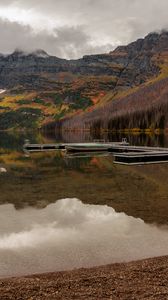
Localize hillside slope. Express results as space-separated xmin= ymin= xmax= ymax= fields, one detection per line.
xmin=55 ymin=77 xmax=168 ymax=132
xmin=1 ymin=31 xmax=168 ymax=129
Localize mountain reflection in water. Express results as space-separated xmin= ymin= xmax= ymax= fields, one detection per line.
xmin=0 ymin=198 xmax=168 ymax=277
xmin=0 ymin=132 xmax=168 ymax=224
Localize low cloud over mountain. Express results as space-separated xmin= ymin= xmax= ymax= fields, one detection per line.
xmin=0 ymin=0 xmax=168 ymax=58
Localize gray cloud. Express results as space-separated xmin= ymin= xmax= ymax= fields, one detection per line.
xmin=0 ymin=19 xmax=113 ymax=58
xmin=0 ymin=0 xmax=168 ymax=58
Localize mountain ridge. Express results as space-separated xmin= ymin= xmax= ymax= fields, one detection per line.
xmin=0 ymin=31 xmax=168 ymax=130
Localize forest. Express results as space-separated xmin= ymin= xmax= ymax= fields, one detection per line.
xmin=45 ymin=77 xmax=168 ymax=133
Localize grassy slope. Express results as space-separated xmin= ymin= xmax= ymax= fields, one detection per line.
xmin=0 ymin=74 xmax=119 ymax=130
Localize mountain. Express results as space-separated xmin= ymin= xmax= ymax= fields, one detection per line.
xmin=0 ymin=31 xmax=168 ymax=130
xmin=0 ymin=33 xmax=162 ymax=89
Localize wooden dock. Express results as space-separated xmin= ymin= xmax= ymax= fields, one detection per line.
xmin=23 ymin=140 xmax=168 ymax=165
xmin=23 ymin=140 xmax=129 ymax=153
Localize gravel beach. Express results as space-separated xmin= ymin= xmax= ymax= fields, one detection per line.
xmin=0 ymin=256 xmax=168 ymax=299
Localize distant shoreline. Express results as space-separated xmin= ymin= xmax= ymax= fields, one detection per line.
xmin=0 ymin=255 xmax=168 ymax=299
xmin=0 ymin=127 xmax=168 ymax=134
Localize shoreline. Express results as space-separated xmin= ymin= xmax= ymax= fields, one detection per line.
xmin=0 ymin=255 xmax=168 ymax=299
xmin=0 ymin=127 xmax=167 ymax=134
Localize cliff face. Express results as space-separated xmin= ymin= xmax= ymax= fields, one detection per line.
xmin=1 ymin=31 xmax=168 ymax=129
xmin=0 ymin=32 xmax=163 ymax=90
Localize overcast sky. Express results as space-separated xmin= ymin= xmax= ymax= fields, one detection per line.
xmin=0 ymin=0 xmax=168 ymax=58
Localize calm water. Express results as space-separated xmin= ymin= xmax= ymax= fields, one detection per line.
xmin=1 ymin=131 xmax=168 ymax=277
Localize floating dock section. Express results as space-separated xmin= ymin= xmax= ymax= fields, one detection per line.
xmin=113 ymin=151 xmax=168 ymax=165
xmin=23 ymin=143 xmax=64 ymax=152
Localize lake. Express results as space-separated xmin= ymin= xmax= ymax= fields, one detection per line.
xmin=0 ymin=131 xmax=168 ymax=277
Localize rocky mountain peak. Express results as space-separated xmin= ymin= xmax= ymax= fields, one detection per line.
xmin=11 ymin=49 xmax=26 ymax=57
xmin=31 ymin=49 xmax=49 ymax=58
xmin=111 ymin=31 xmax=168 ymax=56
xmin=10 ymin=49 xmax=49 ymax=58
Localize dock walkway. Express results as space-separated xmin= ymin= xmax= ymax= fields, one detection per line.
xmin=23 ymin=140 xmax=168 ymax=165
